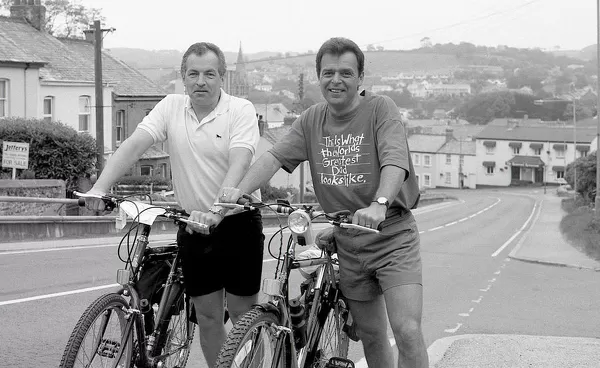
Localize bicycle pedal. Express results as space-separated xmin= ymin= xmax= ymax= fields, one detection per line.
xmin=325 ymin=357 xmax=355 ymax=368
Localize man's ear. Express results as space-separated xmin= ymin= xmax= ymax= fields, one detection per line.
xmin=358 ymin=72 xmax=364 ymax=90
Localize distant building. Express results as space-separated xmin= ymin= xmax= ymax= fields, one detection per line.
xmin=223 ymin=43 xmax=249 ymax=98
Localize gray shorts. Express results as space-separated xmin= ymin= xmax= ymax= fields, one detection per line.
xmin=334 ymin=212 xmax=422 ymax=301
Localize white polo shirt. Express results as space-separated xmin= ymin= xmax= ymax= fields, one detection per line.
xmin=137 ymin=90 xmax=259 ymax=213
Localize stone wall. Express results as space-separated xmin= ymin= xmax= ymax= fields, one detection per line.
xmin=0 ymin=179 xmax=66 ymax=215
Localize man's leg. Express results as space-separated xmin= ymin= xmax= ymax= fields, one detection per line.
xmin=191 ymin=290 xmax=226 ymax=367
xmin=226 ymin=292 xmax=259 ymax=323
xmin=347 ymin=295 xmax=395 ymax=368
xmin=384 ymin=284 xmax=428 ymax=368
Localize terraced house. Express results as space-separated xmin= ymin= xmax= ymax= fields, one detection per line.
xmin=475 ymin=118 xmax=597 ymax=187
xmin=0 ymin=0 xmax=168 ymax=177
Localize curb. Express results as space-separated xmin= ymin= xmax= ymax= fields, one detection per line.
xmin=508 ymin=254 xmax=600 ymax=271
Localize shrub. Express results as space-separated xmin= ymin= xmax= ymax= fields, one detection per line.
xmin=115 ymin=175 xmax=172 ymax=187
xmin=0 ymin=117 xmax=96 ymax=190
xmin=260 ymin=183 xmax=298 ymax=202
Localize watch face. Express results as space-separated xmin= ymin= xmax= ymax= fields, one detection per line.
xmin=377 ymin=197 xmax=388 ymax=205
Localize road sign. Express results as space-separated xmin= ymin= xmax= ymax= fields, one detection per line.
xmin=2 ymin=141 xmax=30 ymax=170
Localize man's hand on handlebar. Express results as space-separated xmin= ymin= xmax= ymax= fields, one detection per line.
xmin=187 ymin=210 xmax=222 ymax=235
xmin=81 ymin=188 xmax=110 ymax=212
xmin=219 ymin=187 xmax=246 ymax=205
xmin=353 ymin=202 xmax=386 ymax=231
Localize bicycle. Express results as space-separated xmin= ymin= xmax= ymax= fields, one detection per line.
xmin=214 ymin=198 xmax=379 ymax=368
xmin=59 ymin=191 xmax=216 ymax=368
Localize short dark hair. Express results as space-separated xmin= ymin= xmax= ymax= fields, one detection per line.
xmin=180 ymin=42 xmax=227 ymax=79
xmin=315 ymin=37 xmax=364 ymax=77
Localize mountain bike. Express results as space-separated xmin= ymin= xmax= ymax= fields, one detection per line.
xmin=59 ymin=192 xmax=215 ymax=368
xmin=214 ymin=198 xmax=379 ymax=368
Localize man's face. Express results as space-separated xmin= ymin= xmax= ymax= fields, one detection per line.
xmin=183 ymin=51 xmax=223 ymax=110
xmin=318 ymin=51 xmax=363 ymax=112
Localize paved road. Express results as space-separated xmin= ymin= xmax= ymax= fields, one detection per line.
xmin=1 ymin=188 xmax=598 ymax=367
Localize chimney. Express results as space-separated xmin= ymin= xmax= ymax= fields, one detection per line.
xmin=445 ymin=128 xmax=454 ymax=142
xmin=10 ymin=0 xmax=46 ymax=31
xmin=83 ymin=28 xmax=95 ymax=42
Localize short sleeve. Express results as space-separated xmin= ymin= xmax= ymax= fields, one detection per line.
xmin=136 ymin=95 xmax=171 ymax=143
xmin=229 ymin=102 xmax=259 ymax=154
xmin=374 ymin=96 xmax=411 ymax=173
xmin=269 ymin=114 xmax=308 ymax=173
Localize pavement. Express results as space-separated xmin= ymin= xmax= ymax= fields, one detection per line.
xmin=1 ymin=193 xmax=599 ymax=366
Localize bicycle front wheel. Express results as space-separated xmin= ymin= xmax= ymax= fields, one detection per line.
xmin=59 ymin=293 xmax=135 ymax=368
xmin=215 ymin=307 xmax=288 ymax=368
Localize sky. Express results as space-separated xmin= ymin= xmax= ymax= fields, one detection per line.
xmin=76 ymin=0 xmax=597 ymax=54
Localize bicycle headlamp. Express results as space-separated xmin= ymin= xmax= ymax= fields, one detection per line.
xmin=288 ymin=210 xmax=313 ymax=246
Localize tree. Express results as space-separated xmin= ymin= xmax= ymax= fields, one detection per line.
xmin=420 ymin=37 xmax=432 ymax=48
xmin=367 ymin=44 xmax=376 ymax=52
xmin=376 ymin=45 xmax=384 ymax=52
xmin=455 ymin=91 xmax=515 ymax=124
xmin=0 ymin=0 xmax=105 ymax=38
xmin=565 ymin=152 xmax=597 ymax=201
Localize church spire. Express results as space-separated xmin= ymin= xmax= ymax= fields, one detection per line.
xmin=236 ymin=42 xmax=246 ymax=73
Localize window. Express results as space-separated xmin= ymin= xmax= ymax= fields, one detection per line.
xmin=487 ymin=166 xmax=494 ymax=174
xmin=43 ymin=96 xmax=53 ymax=122
xmin=459 ymin=155 xmax=464 ymax=166
xmin=160 ymin=163 xmax=168 ymax=178
xmin=556 ymin=149 xmax=565 ymax=158
xmin=0 ymin=79 xmax=7 ymax=117
xmin=446 ymin=154 xmax=451 ymax=165
xmin=581 ymin=151 xmax=588 ymax=157
xmin=534 ymin=148 xmax=541 ymax=155
xmin=78 ymin=96 xmax=91 ymax=131
xmin=116 ymin=110 xmax=125 ymax=145
xmin=415 ymin=174 xmax=420 ymax=187
xmin=414 ymin=154 xmax=420 ymax=166
xmin=445 ymin=172 xmax=451 ymax=184
xmin=486 ymin=146 xmax=495 ymax=154
xmin=556 ymin=170 xmax=565 ymax=179
xmin=140 ymin=165 xmax=153 ymax=176
xmin=424 ymin=174 xmax=431 ymax=187
xmin=424 ymin=155 xmax=431 ymax=167
xmin=513 ymin=146 xmax=520 ymax=154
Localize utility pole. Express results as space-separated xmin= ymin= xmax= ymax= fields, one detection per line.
xmin=596 ymin=0 xmax=600 ymax=218
xmin=573 ymin=101 xmax=577 ymax=199
xmin=92 ymin=20 xmax=115 ymax=175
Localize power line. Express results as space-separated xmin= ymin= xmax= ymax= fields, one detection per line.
xmin=363 ymin=0 xmax=542 ymax=47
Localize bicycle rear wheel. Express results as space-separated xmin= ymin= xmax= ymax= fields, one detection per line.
xmin=302 ymin=291 xmax=349 ymax=368
xmin=59 ymin=293 xmax=135 ymax=368
xmin=215 ymin=307 xmax=288 ymax=368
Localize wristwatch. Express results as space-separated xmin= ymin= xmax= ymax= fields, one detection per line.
xmin=373 ymin=196 xmax=389 ymax=209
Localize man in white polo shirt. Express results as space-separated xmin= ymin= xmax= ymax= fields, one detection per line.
xmin=83 ymin=42 xmax=263 ymax=367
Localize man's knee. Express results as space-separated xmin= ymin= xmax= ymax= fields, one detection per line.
xmin=193 ymin=304 xmax=224 ymax=326
xmin=390 ymin=317 xmax=422 ymax=344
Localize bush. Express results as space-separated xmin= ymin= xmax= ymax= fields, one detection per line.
xmin=115 ymin=175 xmax=172 ymax=187
xmin=260 ymin=183 xmax=298 ymax=202
xmin=0 ymin=117 xmax=96 ymax=190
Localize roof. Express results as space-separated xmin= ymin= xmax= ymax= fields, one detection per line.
xmin=140 ymin=145 xmax=169 ymax=160
xmin=421 ymin=125 xmax=485 ymax=140
xmin=506 ymin=155 xmax=545 ymax=168
xmin=438 ymin=140 xmax=476 ymax=155
xmin=0 ymin=16 xmax=166 ymax=97
xmin=476 ymin=119 xmax=596 ymax=144
xmin=254 ymin=103 xmax=290 ymax=123
xmin=408 ymin=134 xmax=448 ymax=153
xmin=262 ymin=125 xmax=292 ymax=146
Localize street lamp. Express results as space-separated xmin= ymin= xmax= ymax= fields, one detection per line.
xmin=534 ymin=99 xmax=577 ymax=197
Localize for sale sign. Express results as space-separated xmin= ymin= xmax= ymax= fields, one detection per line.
xmin=2 ymin=141 xmax=30 ymax=169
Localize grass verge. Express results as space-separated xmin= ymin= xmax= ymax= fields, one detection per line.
xmin=560 ymin=198 xmax=600 ymax=262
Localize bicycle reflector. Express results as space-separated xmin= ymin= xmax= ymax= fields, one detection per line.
xmin=288 ymin=210 xmax=313 ymax=246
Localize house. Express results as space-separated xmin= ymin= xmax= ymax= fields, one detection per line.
xmin=254 ymin=103 xmax=290 ymax=128
xmin=0 ymin=0 xmax=168 ymax=177
xmin=407 ymin=134 xmax=449 ymax=189
xmin=427 ymin=84 xmax=471 ymax=97
xmin=437 ymin=138 xmax=477 ymax=189
xmin=475 ymin=118 xmax=597 ymax=186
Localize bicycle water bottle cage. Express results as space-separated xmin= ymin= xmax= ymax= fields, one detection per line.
xmin=325 ymin=357 xmax=355 ymax=368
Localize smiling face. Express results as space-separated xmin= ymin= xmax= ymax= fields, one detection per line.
xmin=182 ymin=51 xmax=223 ymax=112
xmin=318 ymin=51 xmax=364 ymax=115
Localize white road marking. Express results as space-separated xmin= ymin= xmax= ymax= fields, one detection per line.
xmin=480 ymin=285 xmax=491 ymax=292
xmin=444 ymin=323 xmax=463 ymax=333
xmin=472 ymin=296 xmax=483 ymax=303
xmin=491 ymin=201 xmax=539 ymax=257
xmin=423 ymin=197 xmax=500 ymax=233
xmin=0 ymin=284 xmax=119 ymax=306
xmin=458 ymin=312 xmax=470 ymax=317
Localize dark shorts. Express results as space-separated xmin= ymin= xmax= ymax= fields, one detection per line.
xmin=177 ymin=210 xmax=264 ymax=297
xmin=334 ymin=211 xmax=422 ymax=301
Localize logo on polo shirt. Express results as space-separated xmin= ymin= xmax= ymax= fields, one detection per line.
xmin=216 ymin=134 xmax=222 ymax=138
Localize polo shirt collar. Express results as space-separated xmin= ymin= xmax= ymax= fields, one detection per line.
xmin=185 ymin=88 xmax=231 ymax=122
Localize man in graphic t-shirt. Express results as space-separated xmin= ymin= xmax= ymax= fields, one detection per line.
xmin=222 ymin=37 xmax=427 ymax=368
